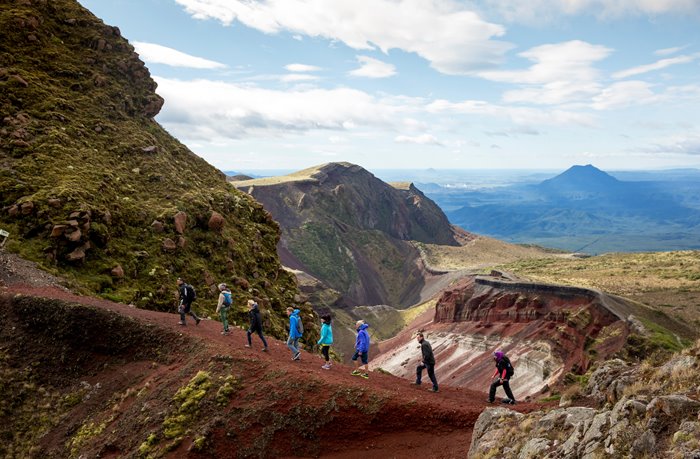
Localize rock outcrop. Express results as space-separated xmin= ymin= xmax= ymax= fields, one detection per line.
xmin=468 ymin=341 xmax=700 ymax=458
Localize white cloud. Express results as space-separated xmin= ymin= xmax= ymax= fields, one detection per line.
xmin=285 ymin=63 xmax=322 ymax=72
xmin=395 ymin=134 xmax=443 ymax=146
xmin=132 ymin=42 xmax=226 ymax=69
xmin=654 ymin=45 xmax=687 ymax=56
xmin=280 ymin=74 xmax=320 ymax=82
xmin=591 ymin=81 xmax=659 ymax=110
xmin=482 ymin=0 xmax=700 ymax=23
xmin=174 ymin=0 xmax=512 ymax=74
xmin=479 ymin=40 xmax=612 ymax=105
xmin=349 ymin=56 xmax=397 ymax=78
xmin=638 ymin=132 xmax=700 ymax=155
xmin=154 ymin=77 xmax=409 ymax=140
xmin=426 ymin=98 xmax=596 ymax=126
xmin=613 ymin=54 xmax=697 ymax=79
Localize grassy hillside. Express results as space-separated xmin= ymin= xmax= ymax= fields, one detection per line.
xmin=501 ymin=251 xmax=700 ymax=329
xmin=0 ymin=0 xmax=314 ymax=339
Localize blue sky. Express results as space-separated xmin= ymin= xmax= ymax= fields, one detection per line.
xmin=78 ymin=0 xmax=700 ymax=172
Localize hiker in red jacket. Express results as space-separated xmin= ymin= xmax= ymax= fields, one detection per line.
xmin=487 ymin=350 xmax=516 ymax=405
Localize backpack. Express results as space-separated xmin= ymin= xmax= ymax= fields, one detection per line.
xmin=296 ymin=316 xmax=304 ymax=335
xmin=222 ymin=291 xmax=232 ymax=307
xmin=184 ymin=284 xmax=196 ymax=303
xmin=503 ymin=356 xmax=515 ymax=378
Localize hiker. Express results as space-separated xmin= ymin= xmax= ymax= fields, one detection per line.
xmin=177 ymin=277 xmax=201 ymax=326
xmin=215 ymin=283 xmax=232 ymax=335
xmin=414 ymin=332 xmax=438 ymax=392
xmin=245 ymin=299 xmax=269 ymax=351
xmin=488 ymin=350 xmax=516 ymax=405
xmin=317 ymin=314 xmax=333 ymax=369
xmin=351 ymin=320 xmax=370 ymax=379
xmin=286 ymin=307 xmax=303 ymax=361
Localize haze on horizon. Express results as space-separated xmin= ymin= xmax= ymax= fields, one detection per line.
xmin=80 ymin=0 xmax=700 ymax=172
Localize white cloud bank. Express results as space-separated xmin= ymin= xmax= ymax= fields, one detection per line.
xmin=395 ymin=134 xmax=443 ymax=146
xmin=285 ymin=63 xmax=322 ymax=72
xmin=483 ymin=0 xmax=700 ymax=23
xmin=349 ymin=56 xmax=396 ymax=78
xmin=613 ymin=54 xmax=698 ymax=79
xmin=174 ymin=0 xmax=512 ymax=74
xmin=132 ymin=42 xmax=226 ymax=69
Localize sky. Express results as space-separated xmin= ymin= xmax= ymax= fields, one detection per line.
xmin=77 ymin=0 xmax=700 ymax=172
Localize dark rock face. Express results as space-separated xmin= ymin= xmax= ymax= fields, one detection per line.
xmin=234 ymin=162 xmax=464 ymax=307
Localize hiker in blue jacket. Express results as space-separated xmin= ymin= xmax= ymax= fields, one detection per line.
xmin=351 ymin=320 xmax=370 ymax=379
xmin=317 ymin=314 xmax=333 ymax=370
xmin=287 ymin=307 xmax=303 ymax=361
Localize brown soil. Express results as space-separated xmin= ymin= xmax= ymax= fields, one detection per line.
xmin=0 ymin=250 xmax=544 ymax=458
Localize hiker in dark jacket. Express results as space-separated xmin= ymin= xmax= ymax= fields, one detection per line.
xmin=245 ymin=299 xmax=268 ymax=351
xmin=176 ymin=277 xmax=200 ymax=326
xmin=488 ymin=350 xmax=516 ymax=404
xmin=414 ymin=332 xmax=438 ymax=392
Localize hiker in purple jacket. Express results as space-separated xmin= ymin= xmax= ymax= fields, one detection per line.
xmin=351 ymin=320 xmax=370 ymax=379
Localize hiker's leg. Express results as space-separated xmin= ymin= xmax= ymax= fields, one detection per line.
xmin=257 ymin=330 xmax=268 ymax=348
xmin=416 ymin=363 xmax=425 ymax=384
xmin=286 ymin=336 xmax=297 ymax=354
xmin=361 ymin=352 xmax=369 ymax=372
xmin=247 ymin=330 xmax=253 ymax=345
xmin=221 ymin=309 xmax=228 ymax=331
xmin=322 ymin=345 xmax=330 ymax=362
xmin=427 ymin=364 xmax=438 ymax=390
xmin=488 ymin=379 xmax=500 ymax=401
xmin=503 ymin=379 xmax=515 ymax=401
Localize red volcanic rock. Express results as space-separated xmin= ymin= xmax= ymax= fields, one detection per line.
xmin=208 ymin=211 xmax=225 ymax=232
xmin=162 ymin=238 xmax=177 ymax=252
xmin=151 ymin=220 xmax=164 ymax=233
xmin=111 ymin=265 xmax=125 ymax=279
xmin=173 ymin=211 xmax=187 ymax=234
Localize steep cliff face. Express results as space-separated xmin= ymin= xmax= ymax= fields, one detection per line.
xmin=0 ymin=0 xmax=312 ymax=339
xmin=234 ymin=162 xmax=466 ymax=307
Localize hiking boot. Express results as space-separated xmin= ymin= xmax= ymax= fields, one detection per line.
xmin=195 ymin=318 xmax=201 ymax=325
xmin=411 ymin=381 xmax=421 ymax=386
xmin=221 ymin=331 xmax=229 ymax=335
xmin=501 ymin=398 xmax=516 ymax=405
xmin=360 ymin=373 xmax=369 ymax=379
xmin=293 ymin=352 xmax=301 ymax=361
xmin=486 ymin=399 xmax=495 ymax=403
xmin=262 ymin=347 xmax=268 ymax=352
xmin=351 ymin=370 xmax=362 ymax=376
xmin=430 ymin=387 xmax=439 ymax=393
xmin=244 ymin=344 xmax=251 ymax=348
xmin=321 ymin=363 xmax=331 ymax=370
xmin=178 ymin=321 xmax=186 ymax=326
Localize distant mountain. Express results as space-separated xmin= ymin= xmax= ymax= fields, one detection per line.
xmin=233 ymin=162 xmax=468 ymax=307
xmin=441 ymin=165 xmax=700 ymax=253
xmin=539 ymin=164 xmax=622 ymax=195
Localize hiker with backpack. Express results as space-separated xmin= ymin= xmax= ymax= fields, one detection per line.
xmin=177 ymin=277 xmax=201 ymax=326
xmin=317 ymin=314 xmax=333 ymax=370
xmin=413 ymin=332 xmax=438 ymax=392
xmin=351 ymin=320 xmax=370 ymax=379
xmin=246 ymin=299 xmax=269 ymax=351
xmin=286 ymin=307 xmax=303 ymax=361
xmin=215 ymin=283 xmax=232 ymax=335
xmin=487 ymin=350 xmax=516 ymax=405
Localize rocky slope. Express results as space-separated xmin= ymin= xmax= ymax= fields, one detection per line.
xmin=371 ymin=272 xmax=695 ymax=400
xmin=0 ymin=0 xmax=312 ymax=339
xmin=233 ymin=162 xmax=469 ymax=308
xmin=468 ymin=343 xmax=700 ymax=458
